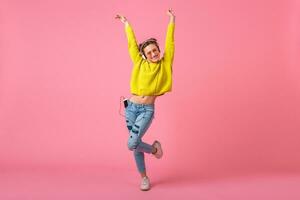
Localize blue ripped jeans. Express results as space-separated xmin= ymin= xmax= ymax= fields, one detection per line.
xmin=125 ymin=100 xmax=155 ymax=173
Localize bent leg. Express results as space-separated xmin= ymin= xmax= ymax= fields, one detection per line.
xmin=125 ymin=104 xmax=155 ymax=174
xmin=127 ymin=108 xmax=154 ymax=153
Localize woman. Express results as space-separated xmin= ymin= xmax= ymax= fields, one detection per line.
xmin=116 ymin=9 xmax=175 ymax=191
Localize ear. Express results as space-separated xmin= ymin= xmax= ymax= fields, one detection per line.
xmin=142 ymin=54 xmax=146 ymax=59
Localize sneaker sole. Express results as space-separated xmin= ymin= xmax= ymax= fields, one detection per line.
xmin=154 ymin=140 xmax=163 ymax=159
xmin=141 ymin=187 xmax=151 ymax=191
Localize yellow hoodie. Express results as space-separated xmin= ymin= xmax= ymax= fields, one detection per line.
xmin=125 ymin=22 xmax=175 ymax=96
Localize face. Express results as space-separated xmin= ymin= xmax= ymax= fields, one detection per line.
xmin=143 ymin=44 xmax=160 ymax=63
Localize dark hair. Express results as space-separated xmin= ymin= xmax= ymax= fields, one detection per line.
xmin=138 ymin=38 xmax=160 ymax=58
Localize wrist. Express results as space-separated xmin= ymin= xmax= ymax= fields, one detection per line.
xmin=170 ymin=16 xmax=175 ymax=23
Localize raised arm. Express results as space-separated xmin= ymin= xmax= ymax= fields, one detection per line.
xmin=164 ymin=9 xmax=176 ymax=63
xmin=115 ymin=14 xmax=141 ymax=63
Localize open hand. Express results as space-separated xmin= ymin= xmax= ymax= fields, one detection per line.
xmin=167 ymin=9 xmax=175 ymax=18
xmin=115 ymin=14 xmax=127 ymax=24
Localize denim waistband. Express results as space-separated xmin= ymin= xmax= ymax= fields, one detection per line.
xmin=128 ymin=100 xmax=154 ymax=108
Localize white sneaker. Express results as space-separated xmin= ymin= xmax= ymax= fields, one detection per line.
xmin=153 ymin=140 xmax=163 ymax=159
xmin=140 ymin=176 xmax=151 ymax=191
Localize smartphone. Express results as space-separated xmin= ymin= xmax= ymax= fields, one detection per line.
xmin=123 ymin=99 xmax=128 ymax=108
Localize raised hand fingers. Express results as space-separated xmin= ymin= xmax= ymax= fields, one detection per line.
xmin=167 ymin=9 xmax=175 ymax=17
xmin=115 ymin=14 xmax=123 ymax=20
xmin=115 ymin=14 xmax=128 ymax=24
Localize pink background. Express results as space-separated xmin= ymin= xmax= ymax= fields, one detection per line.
xmin=1 ymin=0 xmax=300 ymax=179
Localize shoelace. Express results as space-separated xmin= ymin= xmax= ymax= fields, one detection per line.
xmin=142 ymin=177 xmax=149 ymax=185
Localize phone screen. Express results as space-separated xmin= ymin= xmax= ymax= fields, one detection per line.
xmin=123 ymin=99 xmax=128 ymax=108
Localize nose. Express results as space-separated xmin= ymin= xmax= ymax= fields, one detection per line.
xmin=151 ymin=51 xmax=157 ymax=57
